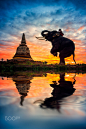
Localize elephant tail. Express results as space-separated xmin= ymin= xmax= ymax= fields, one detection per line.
xmin=73 ymin=52 xmax=76 ymax=64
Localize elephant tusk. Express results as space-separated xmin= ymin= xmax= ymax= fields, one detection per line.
xmin=35 ymin=36 xmax=45 ymax=40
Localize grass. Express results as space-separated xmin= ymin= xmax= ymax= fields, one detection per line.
xmin=0 ymin=61 xmax=86 ymax=74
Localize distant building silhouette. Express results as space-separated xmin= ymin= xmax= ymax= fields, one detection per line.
xmin=13 ymin=33 xmax=33 ymax=61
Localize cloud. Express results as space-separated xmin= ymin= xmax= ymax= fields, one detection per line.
xmin=0 ymin=0 xmax=86 ymax=63
xmin=78 ymin=25 xmax=85 ymax=31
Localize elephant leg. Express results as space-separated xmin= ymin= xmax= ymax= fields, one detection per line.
xmin=59 ymin=56 xmax=65 ymax=65
xmin=59 ymin=51 xmax=66 ymax=65
xmin=50 ymin=47 xmax=58 ymax=57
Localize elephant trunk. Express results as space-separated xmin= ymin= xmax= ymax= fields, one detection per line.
xmin=41 ymin=30 xmax=50 ymax=37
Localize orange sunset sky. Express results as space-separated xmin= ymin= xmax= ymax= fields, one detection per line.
xmin=0 ymin=0 xmax=86 ymax=64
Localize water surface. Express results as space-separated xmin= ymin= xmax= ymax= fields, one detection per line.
xmin=0 ymin=72 xmax=86 ymax=129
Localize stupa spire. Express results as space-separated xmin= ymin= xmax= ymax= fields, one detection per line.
xmin=21 ymin=33 xmax=26 ymax=44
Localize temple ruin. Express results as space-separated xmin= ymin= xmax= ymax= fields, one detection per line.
xmin=13 ymin=33 xmax=33 ymax=61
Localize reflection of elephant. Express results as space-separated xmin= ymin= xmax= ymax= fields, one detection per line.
xmin=40 ymin=73 xmax=76 ymax=112
xmin=41 ymin=30 xmax=76 ymax=64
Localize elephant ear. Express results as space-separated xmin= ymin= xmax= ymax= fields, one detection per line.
xmin=41 ymin=30 xmax=50 ymax=37
xmin=53 ymin=32 xmax=60 ymax=37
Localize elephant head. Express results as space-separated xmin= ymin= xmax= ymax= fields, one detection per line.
xmin=41 ymin=30 xmax=60 ymax=41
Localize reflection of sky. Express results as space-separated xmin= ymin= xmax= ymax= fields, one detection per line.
xmin=0 ymin=73 xmax=86 ymax=114
xmin=0 ymin=0 xmax=86 ymax=63
xmin=0 ymin=73 xmax=86 ymax=129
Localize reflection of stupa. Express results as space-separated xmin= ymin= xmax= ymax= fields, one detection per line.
xmin=15 ymin=80 xmax=31 ymax=94
xmin=13 ymin=76 xmax=32 ymax=106
xmin=13 ymin=33 xmax=33 ymax=60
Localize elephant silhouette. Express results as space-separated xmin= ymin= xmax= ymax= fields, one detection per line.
xmin=41 ymin=30 xmax=76 ymax=65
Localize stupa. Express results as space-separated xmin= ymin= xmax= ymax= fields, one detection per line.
xmin=13 ymin=33 xmax=33 ymax=60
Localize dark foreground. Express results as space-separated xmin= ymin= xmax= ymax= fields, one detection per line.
xmin=0 ymin=61 xmax=86 ymax=74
